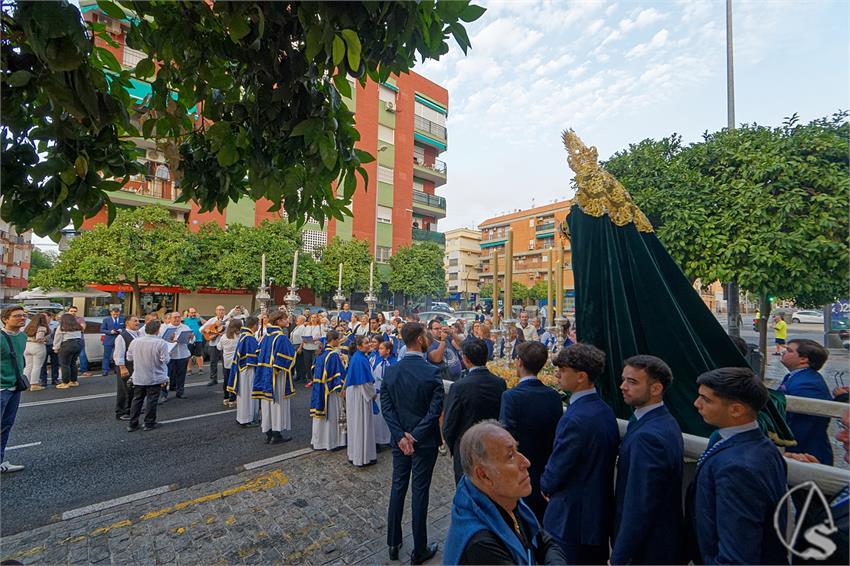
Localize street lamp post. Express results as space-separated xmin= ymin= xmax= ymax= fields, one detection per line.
xmin=725 ymin=0 xmax=741 ymax=337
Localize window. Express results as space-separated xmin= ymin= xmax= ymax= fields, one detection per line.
xmin=529 ymin=239 xmax=535 ymax=250
xmin=379 ymin=85 xmax=396 ymax=104
xmin=414 ymin=102 xmax=447 ymax=126
xmin=529 ymin=219 xmax=535 ymax=227
xmin=376 ymin=246 xmax=392 ymax=263
xmin=377 ymin=205 xmax=393 ymax=224
xmin=378 ymin=165 xmax=393 ymax=184
xmin=301 ymin=230 xmax=327 ymax=258
xmin=413 ymin=179 xmax=424 ymax=193
xmin=413 ymin=145 xmax=425 ymax=165
xmin=378 ymin=124 xmax=394 ymax=145
xmin=122 ymin=47 xmax=146 ymax=68
xmin=449 ymin=259 xmax=458 ymax=267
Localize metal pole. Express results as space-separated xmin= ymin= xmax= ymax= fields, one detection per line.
xmin=725 ymin=0 xmax=741 ymax=337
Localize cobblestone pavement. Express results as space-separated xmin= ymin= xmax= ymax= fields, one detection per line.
xmin=0 ymin=449 xmax=455 ymax=565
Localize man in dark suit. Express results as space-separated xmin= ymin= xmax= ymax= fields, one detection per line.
xmin=100 ymin=307 xmax=125 ymax=377
xmin=540 ymin=343 xmax=619 ymax=564
xmin=500 ymin=341 xmax=563 ymax=521
xmin=611 ymin=355 xmax=684 ymax=565
xmin=380 ymin=322 xmax=444 ymax=565
xmin=689 ymin=367 xmax=789 ymax=564
xmin=780 ymin=339 xmax=834 ymax=465
xmin=443 ymin=337 xmax=506 ymax=483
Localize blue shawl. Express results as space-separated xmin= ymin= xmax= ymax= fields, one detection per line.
xmin=345 ymin=350 xmax=378 ymax=414
xmin=225 ymin=328 xmax=258 ymax=395
xmin=251 ymin=325 xmax=296 ymax=402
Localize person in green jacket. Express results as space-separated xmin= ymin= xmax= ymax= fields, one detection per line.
xmin=1 ymin=305 xmax=28 ymax=473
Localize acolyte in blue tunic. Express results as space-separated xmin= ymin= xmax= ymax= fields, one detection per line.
xmin=252 ymin=325 xmax=296 ymax=402
xmin=226 ymin=328 xmax=259 ymax=395
xmin=345 ymin=350 xmax=379 ymax=414
xmin=310 ymin=348 xmax=347 ymax=418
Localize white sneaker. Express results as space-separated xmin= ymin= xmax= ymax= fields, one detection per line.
xmin=0 ymin=461 xmax=25 ymax=473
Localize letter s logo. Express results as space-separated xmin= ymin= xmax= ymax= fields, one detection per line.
xmin=799 ymin=522 xmax=837 ymax=561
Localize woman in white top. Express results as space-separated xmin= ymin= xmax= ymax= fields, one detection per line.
xmin=375 ymin=312 xmax=393 ymax=335
xmin=24 ymin=313 xmax=50 ymax=391
xmin=299 ymin=313 xmax=323 ymax=385
xmin=217 ymin=319 xmax=242 ymax=406
xmin=54 ymin=313 xmax=84 ymax=388
xmin=351 ymin=314 xmax=370 ymax=337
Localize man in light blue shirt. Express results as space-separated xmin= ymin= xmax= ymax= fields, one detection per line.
xmin=127 ymin=320 xmax=170 ymax=431
xmin=158 ymin=312 xmax=195 ymax=401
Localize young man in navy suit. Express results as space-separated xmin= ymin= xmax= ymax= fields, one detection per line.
xmin=540 ymin=343 xmax=619 ymax=564
xmin=500 ymin=341 xmax=564 ymax=522
xmin=380 ymin=322 xmax=444 ymax=565
xmin=611 ymin=355 xmax=684 ymax=565
xmin=780 ymin=339 xmax=834 ymax=465
xmin=689 ymin=367 xmax=788 ymax=564
xmin=101 ymin=307 xmax=125 ymax=376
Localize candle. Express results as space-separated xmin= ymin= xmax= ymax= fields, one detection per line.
xmin=261 ymin=254 xmax=266 ymax=288
xmin=338 ymin=263 xmax=343 ymax=289
xmin=290 ymin=250 xmax=298 ymax=287
xmin=369 ymin=261 xmax=374 ymax=291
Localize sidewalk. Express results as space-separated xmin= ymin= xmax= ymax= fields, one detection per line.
xmin=0 ymin=449 xmax=455 ymax=565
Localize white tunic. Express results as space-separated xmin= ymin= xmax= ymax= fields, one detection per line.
xmin=235 ymin=366 xmax=258 ymax=425
xmin=311 ymin=394 xmax=346 ymax=450
xmin=371 ymin=360 xmax=392 ymax=445
xmin=345 ymin=383 xmax=377 ymax=466
xmin=260 ymin=375 xmax=291 ymax=433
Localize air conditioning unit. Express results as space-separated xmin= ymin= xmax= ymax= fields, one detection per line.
xmin=385 ymin=101 xmax=396 ymax=113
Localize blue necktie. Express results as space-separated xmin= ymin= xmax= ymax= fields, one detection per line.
xmin=697 ymin=431 xmax=724 ymax=467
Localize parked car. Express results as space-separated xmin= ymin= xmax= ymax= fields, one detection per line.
xmin=430 ymin=302 xmax=455 ymax=314
xmin=791 ymin=310 xmax=824 ymax=324
xmin=82 ymin=317 xmax=105 ymax=363
xmin=452 ymin=311 xmax=481 ymax=324
xmin=418 ymin=311 xmax=456 ymax=326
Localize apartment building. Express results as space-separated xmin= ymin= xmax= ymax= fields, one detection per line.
xmin=478 ymin=200 xmax=576 ymax=311
xmin=79 ymin=2 xmax=449 ymax=264
xmin=444 ymin=228 xmax=481 ymax=303
xmin=0 ymin=219 xmax=33 ymax=301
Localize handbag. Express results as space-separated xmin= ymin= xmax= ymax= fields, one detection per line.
xmin=2 ymin=331 xmax=30 ymax=392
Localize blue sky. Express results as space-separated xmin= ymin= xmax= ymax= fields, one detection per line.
xmin=425 ymin=0 xmax=849 ymax=231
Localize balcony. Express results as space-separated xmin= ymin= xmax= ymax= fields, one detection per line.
xmin=413 ymin=156 xmax=447 ymax=187
xmin=110 ymin=177 xmax=192 ymax=213
xmin=414 ymin=115 xmax=447 ymax=151
xmin=412 ymin=190 xmax=446 ymax=219
xmin=412 ymin=227 xmax=445 ymax=245
xmin=536 ymin=221 xmax=556 ymax=232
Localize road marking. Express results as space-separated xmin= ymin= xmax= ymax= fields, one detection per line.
xmin=240 ymin=447 xmax=315 ymax=471
xmin=21 ymin=382 xmax=208 ymax=408
xmin=160 ymin=409 xmax=235 ymax=424
xmin=60 ymin=484 xmax=175 ymax=520
xmin=5 ymin=441 xmax=41 ymax=451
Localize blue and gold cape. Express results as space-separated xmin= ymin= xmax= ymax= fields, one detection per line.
xmin=225 ymin=328 xmax=259 ymax=395
xmin=309 ymin=347 xmax=347 ymax=418
xmin=252 ymin=325 xmax=296 ymax=402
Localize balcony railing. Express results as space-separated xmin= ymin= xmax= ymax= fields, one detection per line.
xmin=412 ymin=190 xmax=446 ymax=210
xmin=122 ymin=176 xmax=177 ymax=200
xmin=414 ymin=115 xmax=447 ymax=140
xmin=412 ymin=227 xmax=446 ymax=245
xmin=413 ymin=156 xmax=447 ymax=175
xmin=536 ymin=221 xmax=556 ymax=232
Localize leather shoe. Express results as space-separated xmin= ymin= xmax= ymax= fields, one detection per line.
xmin=388 ymin=543 xmax=402 ymax=561
xmin=206 ymin=380 xmax=218 ymax=386
xmin=142 ymin=423 xmax=160 ymax=431
xmin=127 ymin=425 xmax=139 ymax=432
xmin=176 ymin=394 xmax=188 ymax=399
xmin=118 ymin=414 xmax=130 ymax=421
xmin=410 ymin=543 xmax=438 ymax=565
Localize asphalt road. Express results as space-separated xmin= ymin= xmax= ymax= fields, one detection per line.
xmin=1 ymin=369 xmax=315 ymax=536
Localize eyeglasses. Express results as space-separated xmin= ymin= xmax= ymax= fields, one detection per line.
xmin=837 ymin=419 xmax=849 ymax=433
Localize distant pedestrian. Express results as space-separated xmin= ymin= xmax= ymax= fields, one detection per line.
xmin=252 ymin=311 xmax=296 ymax=444
xmin=370 ymin=340 xmax=396 ymax=447
xmin=541 ymin=343 xmax=619 ymax=563
xmin=226 ymin=317 xmax=260 ymax=427
xmin=611 ymin=355 xmax=684 ymax=565
xmin=126 ymin=320 xmax=170 ymax=432
xmin=289 ymin=315 xmax=307 ymax=383
xmin=1 ymin=305 xmax=28 ymax=473
xmin=772 ymin=314 xmax=787 ymax=355
xmin=54 ymin=314 xmax=84 ymax=389
xmin=100 ymin=307 xmax=125 ymax=376
xmin=217 ymin=318 xmax=243 ymax=406
xmin=23 ymin=313 xmax=50 ymax=391
xmin=66 ymin=306 xmax=91 ymax=376
xmin=39 ymin=312 xmax=60 ymax=387
xmin=345 ymin=336 xmax=378 ymax=467
xmin=200 ymin=305 xmax=240 ymax=388
xmin=113 ymin=316 xmax=141 ymax=421
xmin=300 ymin=314 xmax=323 ymax=384
xmin=183 ymin=307 xmax=206 ymax=375
xmin=517 ymin=311 xmax=537 ymax=342
xmin=442 ymin=338 xmax=506 ymax=483
xmin=501 ymin=341 xmax=564 ymax=522
xmin=381 ymin=322 xmax=444 ymax=564
xmin=338 ymin=303 xmax=353 ymax=324
xmin=443 ymin=421 xmax=567 ymax=565
xmin=427 ymin=319 xmax=464 ymax=381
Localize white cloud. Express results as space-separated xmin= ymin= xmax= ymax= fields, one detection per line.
xmin=535 ymin=52 xmax=576 ymax=75
xmin=626 ymin=29 xmax=669 ymax=58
